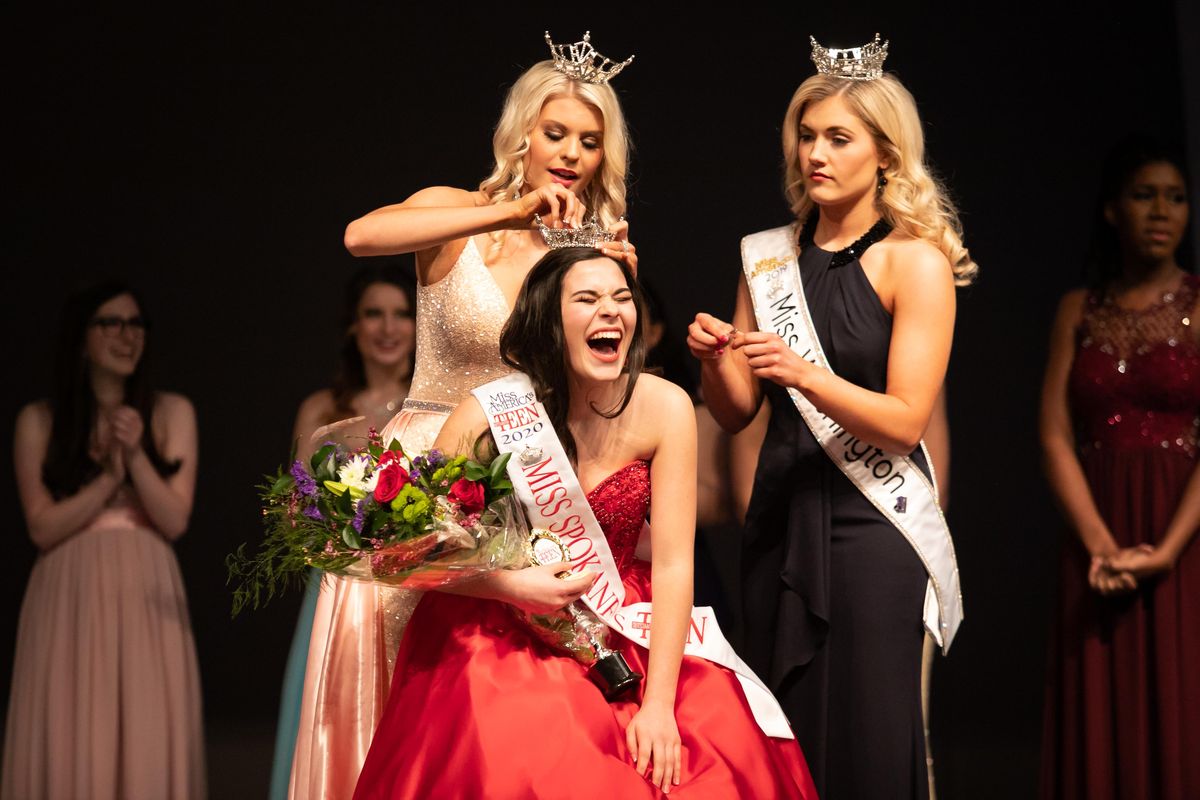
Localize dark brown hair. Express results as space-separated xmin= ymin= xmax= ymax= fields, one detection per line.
xmin=498 ymin=247 xmax=646 ymax=461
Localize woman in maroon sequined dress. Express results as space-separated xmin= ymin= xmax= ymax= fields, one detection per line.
xmin=1039 ymin=136 xmax=1200 ymax=799
xmin=353 ymin=248 xmax=815 ymax=799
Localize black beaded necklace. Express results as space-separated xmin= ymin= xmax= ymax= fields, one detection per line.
xmin=799 ymin=213 xmax=893 ymax=268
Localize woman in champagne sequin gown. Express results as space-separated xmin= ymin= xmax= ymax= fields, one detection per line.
xmin=288 ymin=44 xmax=639 ymax=799
xmin=1040 ymin=136 xmax=1199 ymax=800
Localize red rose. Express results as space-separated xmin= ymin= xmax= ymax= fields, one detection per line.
xmin=448 ymin=477 xmax=486 ymax=514
xmin=373 ymin=462 xmax=409 ymax=503
xmin=377 ymin=449 xmax=404 ymax=468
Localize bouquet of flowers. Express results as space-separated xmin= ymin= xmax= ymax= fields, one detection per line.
xmin=226 ymin=429 xmax=526 ymax=617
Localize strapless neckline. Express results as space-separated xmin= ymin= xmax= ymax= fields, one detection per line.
xmin=584 ymin=459 xmax=649 ymax=499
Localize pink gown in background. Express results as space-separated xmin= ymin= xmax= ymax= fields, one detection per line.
xmin=2 ymin=486 xmax=206 ymax=800
xmin=289 ymin=236 xmax=514 ymax=799
xmin=353 ymin=461 xmax=817 ymax=800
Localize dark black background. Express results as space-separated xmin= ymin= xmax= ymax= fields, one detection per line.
xmin=3 ymin=4 xmax=1196 ymax=798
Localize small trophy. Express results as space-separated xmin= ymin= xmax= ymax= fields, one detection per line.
xmin=526 ymin=529 xmax=642 ymax=700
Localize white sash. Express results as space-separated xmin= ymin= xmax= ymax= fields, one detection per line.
xmin=741 ymin=225 xmax=963 ymax=653
xmin=472 ymin=373 xmax=793 ymax=739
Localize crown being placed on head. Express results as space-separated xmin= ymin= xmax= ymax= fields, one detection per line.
xmin=809 ymin=33 xmax=889 ymax=81
xmin=535 ymin=214 xmax=616 ymax=249
xmin=544 ymin=31 xmax=634 ymax=85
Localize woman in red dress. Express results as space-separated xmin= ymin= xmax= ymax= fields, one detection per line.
xmin=353 ymin=247 xmax=816 ymax=799
xmin=1039 ymin=135 xmax=1199 ymax=799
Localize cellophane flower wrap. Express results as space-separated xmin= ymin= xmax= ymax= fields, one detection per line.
xmin=226 ymin=429 xmax=526 ymax=617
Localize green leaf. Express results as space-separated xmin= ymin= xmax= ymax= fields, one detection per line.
xmin=342 ymin=524 xmax=363 ymax=549
xmin=489 ymin=452 xmax=512 ymax=481
xmin=367 ymin=509 xmax=389 ymax=535
xmin=311 ymin=444 xmax=335 ymax=473
xmin=388 ymin=438 xmax=403 ymax=453
xmin=464 ymin=462 xmax=488 ymax=481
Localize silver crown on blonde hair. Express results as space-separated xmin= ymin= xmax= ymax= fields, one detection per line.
xmin=544 ymin=31 xmax=634 ymax=85
xmin=535 ymin=214 xmax=616 ymax=249
xmin=809 ymin=33 xmax=889 ymax=81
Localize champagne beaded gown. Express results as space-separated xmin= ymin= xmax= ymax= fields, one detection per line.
xmin=288 ymin=236 xmax=514 ymax=800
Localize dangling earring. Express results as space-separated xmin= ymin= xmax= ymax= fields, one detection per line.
xmin=876 ymin=167 xmax=888 ymax=194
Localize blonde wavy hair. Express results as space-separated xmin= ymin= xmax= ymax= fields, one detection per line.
xmin=478 ymin=61 xmax=629 ymax=257
xmin=781 ymin=74 xmax=977 ymax=285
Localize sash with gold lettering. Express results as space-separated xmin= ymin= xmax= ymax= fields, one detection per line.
xmin=741 ymin=225 xmax=963 ymax=652
xmin=472 ymin=373 xmax=793 ymax=738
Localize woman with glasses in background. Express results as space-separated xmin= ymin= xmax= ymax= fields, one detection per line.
xmin=3 ymin=281 xmax=205 ymax=800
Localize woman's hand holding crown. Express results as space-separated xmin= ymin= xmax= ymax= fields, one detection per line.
xmin=513 ymin=184 xmax=586 ymax=231
xmin=597 ymin=218 xmax=638 ymax=275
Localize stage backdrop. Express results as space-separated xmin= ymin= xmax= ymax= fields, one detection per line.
xmin=3 ymin=4 xmax=1193 ymax=798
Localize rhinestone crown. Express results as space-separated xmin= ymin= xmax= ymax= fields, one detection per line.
xmin=809 ymin=33 xmax=889 ymax=81
xmin=535 ymin=214 xmax=615 ymax=249
xmin=545 ymin=31 xmax=634 ymax=85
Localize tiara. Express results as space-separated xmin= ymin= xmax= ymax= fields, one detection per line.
xmin=809 ymin=33 xmax=889 ymax=81
xmin=535 ymin=214 xmax=616 ymax=249
xmin=544 ymin=31 xmax=634 ymax=85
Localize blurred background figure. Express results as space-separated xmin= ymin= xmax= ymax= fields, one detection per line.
xmin=3 ymin=281 xmax=205 ymax=799
xmin=640 ymin=278 xmax=735 ymax=620
xmin=269 ymin=262 xmax=416 ymax=800
xmin=1039 ymin=135 xmax=1199 ymax=799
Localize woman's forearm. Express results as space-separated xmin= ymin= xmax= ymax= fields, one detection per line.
xmin=1160 ymin=462 xmax=1200 ymax=562
xmin=27 ymin=472 xmax=121 ymax=550
xmin=643 ymin=560 xmax=691 ymax=710
xmin=344 ymin=201 xmax=523 ymax=257
xmin=794 ymin=366 xmax=932 ymax=454
xmin=700 ymin=356 xmax=760 ymax=433
xmin=126 ymin=451 xmax=191 ymax=540
xmin=1041 ymin=437 xmax=1116 ymax=555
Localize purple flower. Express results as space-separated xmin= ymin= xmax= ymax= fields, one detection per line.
xmin=428 ymin=448 xmax=444 ymax=465
xmin=303 ymin=505 xmax=324 ymax=521
xmin=409 ymin=469 xmax=422 ymax=482
xmin=352 ymin=498 xmax=369 ymax=534
xmin=291 ymin=460 xmax=318 ymax=498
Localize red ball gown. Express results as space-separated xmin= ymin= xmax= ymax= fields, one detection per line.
xmin=353 ymin=460 xmax=816 ymax=799
xmin=1041 ymin=275 xmax=1200 ymax=799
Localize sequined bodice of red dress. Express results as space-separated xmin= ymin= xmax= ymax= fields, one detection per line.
xmin=1068 ymin=274 xmax=1200 ymax=457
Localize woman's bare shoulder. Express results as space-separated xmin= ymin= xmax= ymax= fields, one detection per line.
xmin=15 ymin=400 xmax=52 ymax=436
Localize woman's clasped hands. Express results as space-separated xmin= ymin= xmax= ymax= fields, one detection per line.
xmin=515 ymin=184 xmax=637 ymax=273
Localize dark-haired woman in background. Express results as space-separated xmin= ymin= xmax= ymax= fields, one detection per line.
xmin=3 ymin=282 xmax=204 ymax=799
xmin=269 ymin=263 xmax=416 ymax=800
xmin=1040 ymin=136 xmax=1199 ymax=799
